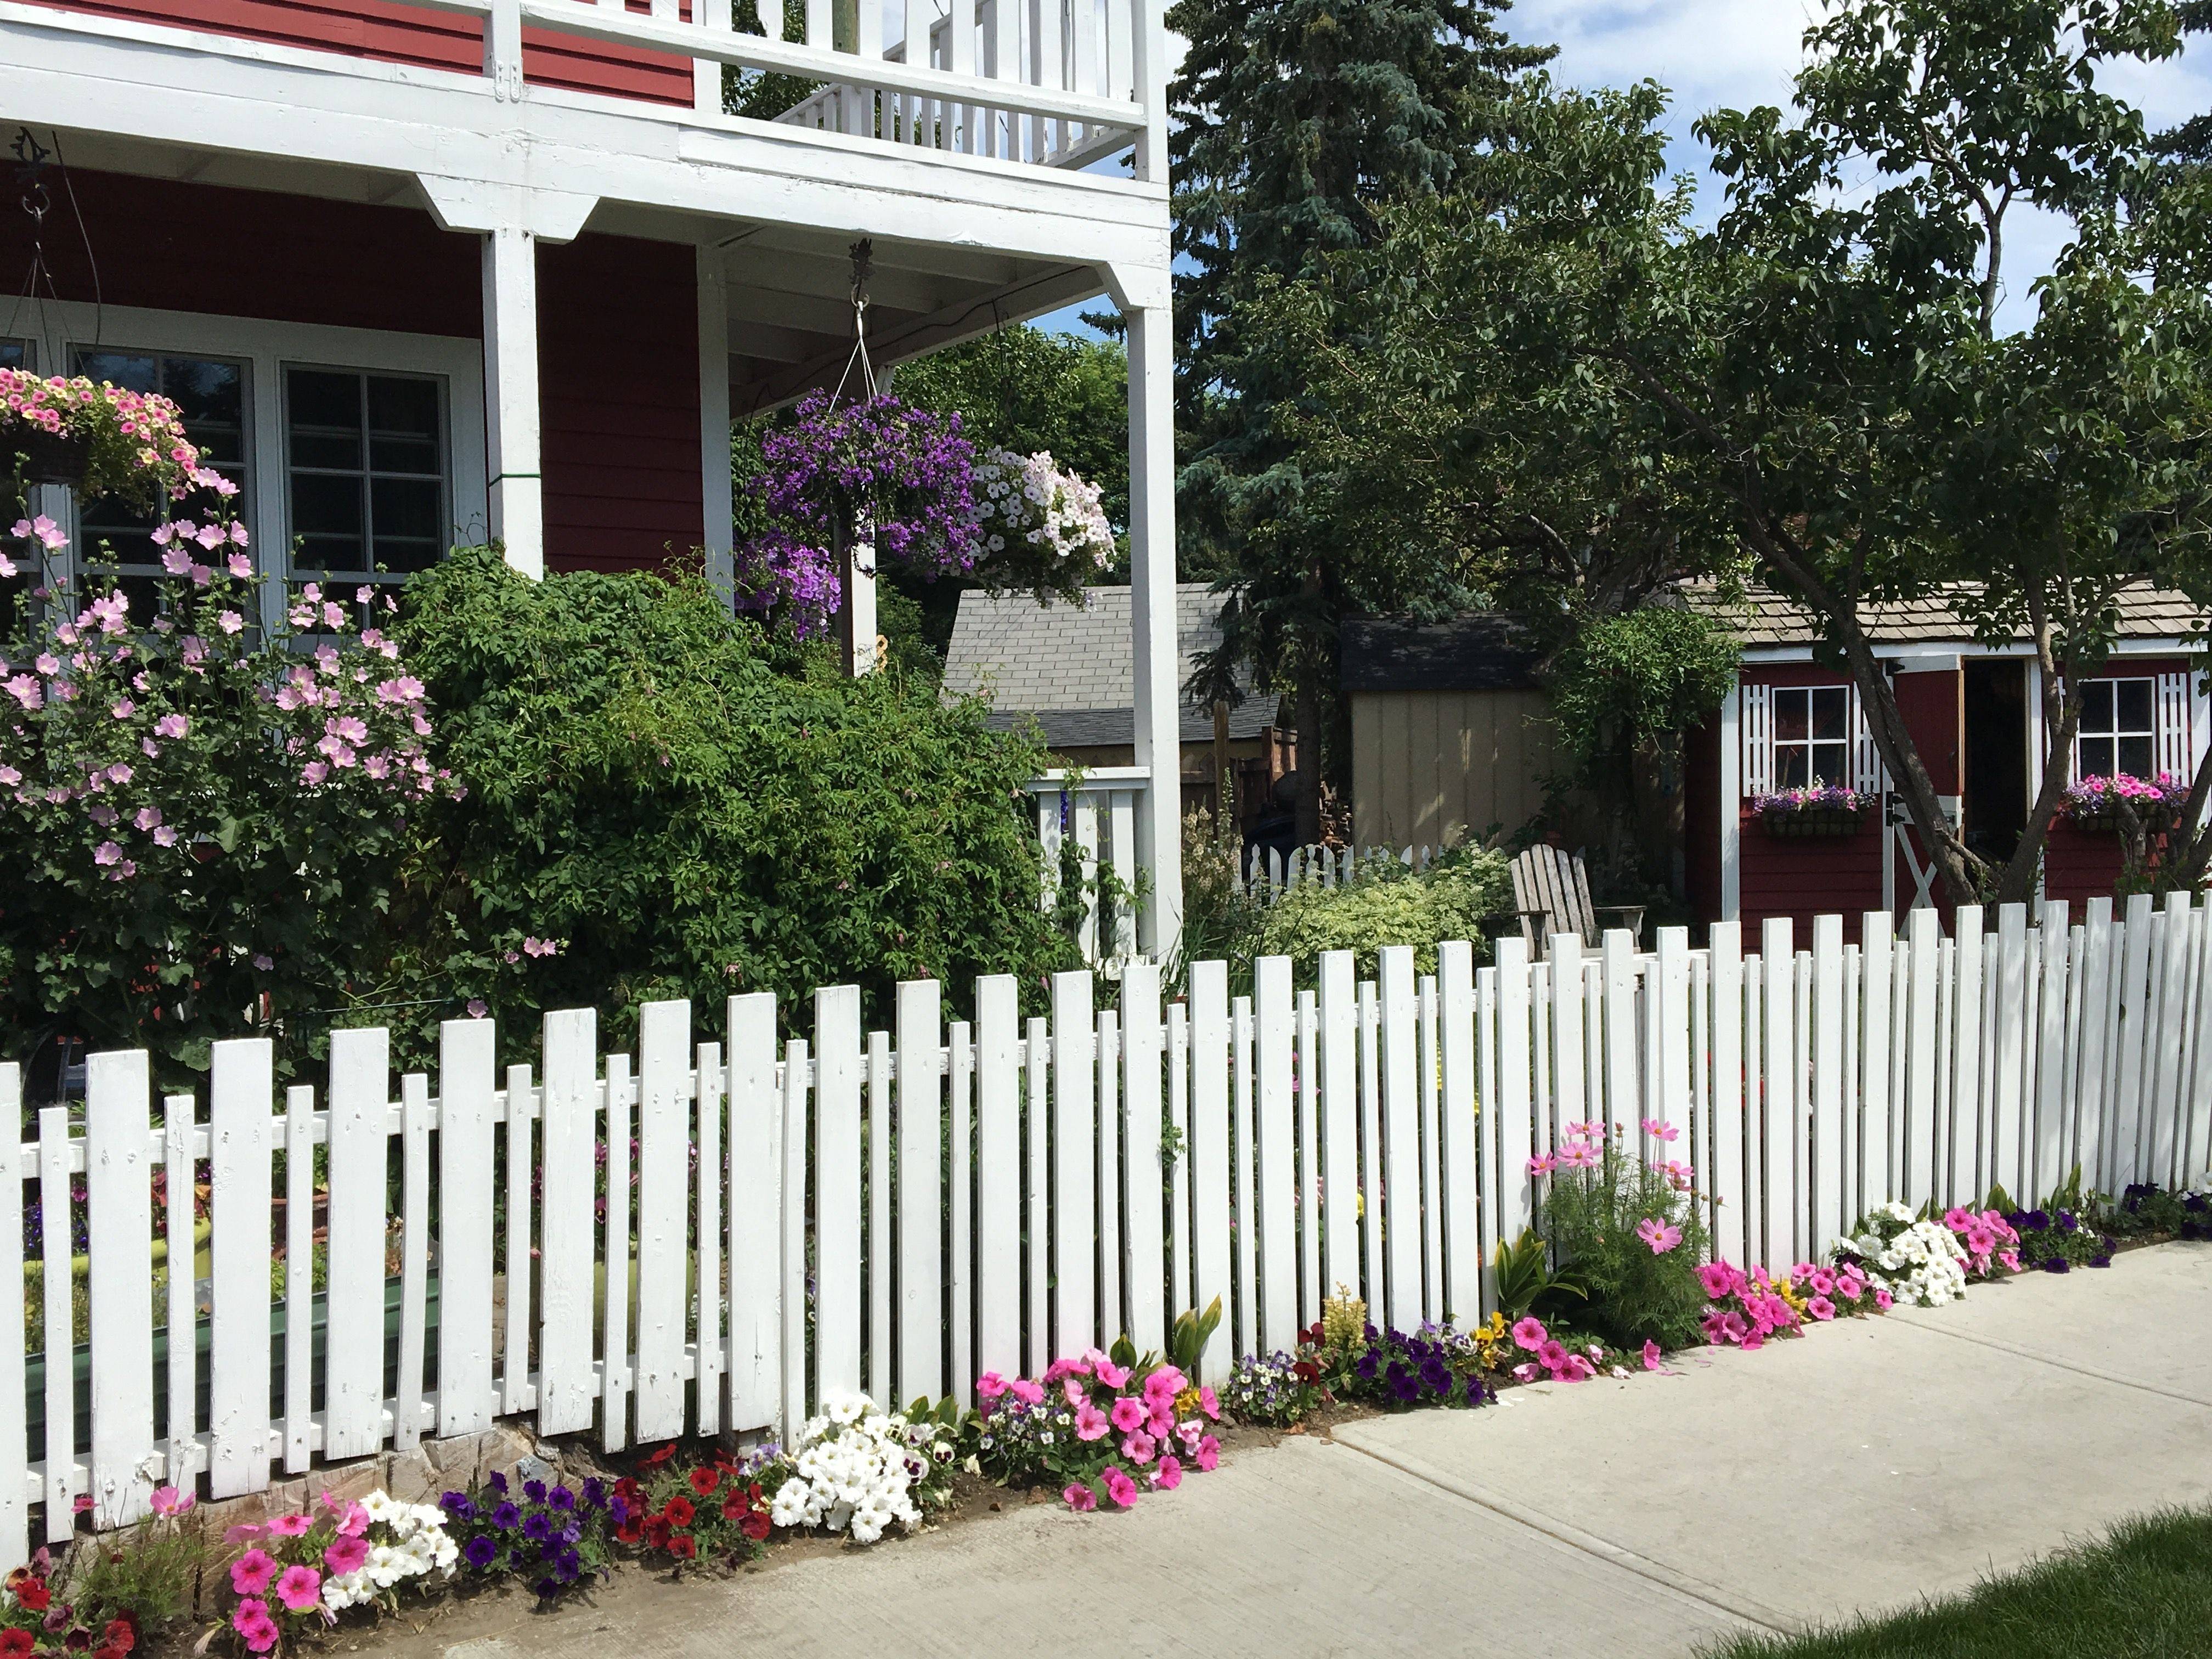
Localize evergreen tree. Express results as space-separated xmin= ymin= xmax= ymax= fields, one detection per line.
xmin=1169 ymin=0 xmax=1551 ymax=840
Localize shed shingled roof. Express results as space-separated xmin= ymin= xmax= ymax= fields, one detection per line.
xmin=941 ymin=584 xmax=1274 ymax=747
xmin=1687 ymin=583 xmax=2206 ymax=647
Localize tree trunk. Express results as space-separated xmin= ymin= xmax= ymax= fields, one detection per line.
xmin=1294 ymin=688 xmax=1322 ymax=847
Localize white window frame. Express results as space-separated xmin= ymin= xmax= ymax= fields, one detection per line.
xmin=2074 ymin=675 xmax=2158 ymax=782
xmin=1770 ymin=683 xmax=1853 ymax=790
xmin=29 ymin=299 xmax=486 ymax=636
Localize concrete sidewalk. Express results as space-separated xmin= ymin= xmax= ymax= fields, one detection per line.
xmin=386 ymin=1244 xmax=2212 ymax=1659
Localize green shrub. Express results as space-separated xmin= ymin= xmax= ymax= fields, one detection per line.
xmin=1252 ymin=844 xmax=1513 ymax=983
xmin=388 ymin=549 xmax=1077 ymax=1056
xmin=1538 ymin=1127 xmax=1711 ymax=1348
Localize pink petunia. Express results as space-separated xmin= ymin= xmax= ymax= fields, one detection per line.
xmin=1062 ymin=1483 xmax=1097 ymax=1512
xmin=1537 ymin=1338 xmax=1569 ymax=1371
xmin=231 ymin=1599 xmax=280 ymax=1655
xmin=1102 ymin=1467 xmax=1138 ymax=1509
xmin=323 ymin=1533 xmax=369 ymax=1574
xmin=1121 ymin=1431 xmax=1156 ymax=1465
xmin=1697 ymin=1261 xmax=1739 ymax=1299
xmin=1152 ymin=1454 xmax=1183 ymax=1491
xmin=274 ymin=1563 xmax=323 ymax=1612
xmin=1074 ymin=1402 xmax=1110 ymax=1442
xmin=267 ymin=1513 xmax=312 ymax=1537
xmin=1874 ymin=1288 xmax=1894 ymax=1311
xmin=1510 ymin=1316 xmax=1547 ymax=1352
xmin=1063 ymin=1377 xmax=1088 ymax=1408
xmin=1807 ymin=1296 xmax=1837 ymax=1322
xmin=229 ymin=1548 xmax=279 ymax=1596
xmin=1109 ymin=1396 xmax=1146 ymax=1433
xmin=1198 ymin=1386 xmax=1221 ymax=1421
xmin=1194 ymin=1435 xmax=1220 ymax=1472
xmin=1008 ymin=1378 xmax=1045 ymax=1406
xmin=975 ymin=1372 xmax=1009 ymax=1401
xmin=1642 ymin=1339 xmax=1664 ymax=1372
xmin=1093 ymin=1359 xmax=1131 ymax=1389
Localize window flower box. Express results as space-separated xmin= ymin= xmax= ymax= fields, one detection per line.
xmin=2060 ymin=772 xmax=2186 ymax=835
xmin=1753 ymin=785 xmax=1876 ymax=838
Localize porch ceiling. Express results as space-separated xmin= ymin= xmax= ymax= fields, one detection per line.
xmin=25 ymin=131 xmax=1111 ymax=417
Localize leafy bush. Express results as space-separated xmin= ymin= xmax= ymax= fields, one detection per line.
xmin=0 ymin=504 xmax=444 ymax=1082
xmin=1252 ymin=843 xmax=1513 ymax=981
xmin=1546 ymin=605 xmax=1740 ymax=769
xmin=392 ymin=549 xmax=1076 ymax=1054
xmin=1535 ymin=1119 xmax=1710 ymax=1348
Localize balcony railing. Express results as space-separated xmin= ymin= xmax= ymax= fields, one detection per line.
xmin=489 ymin=0 xmax=1153 ymax=168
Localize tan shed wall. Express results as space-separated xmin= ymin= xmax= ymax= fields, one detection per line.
xmin=1350 ymin=689 xmax=1562 ymax=849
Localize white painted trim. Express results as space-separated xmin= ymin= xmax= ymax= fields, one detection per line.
xmin=697 ymin=246 xmax=734 ymax=600
xmin=1718 ymin=685 xmax=1741 ymax=923
xmin=23 ymin=297 xmax=487 ymax=599
xmin=1740 ymin=637 xmax=2202 ymax=665
xmin=1127 ymin=303 xmax=1181 ymax=956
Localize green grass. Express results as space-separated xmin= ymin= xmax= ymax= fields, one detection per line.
xmin=1699 ymin=1506 xmax=2212 ymax=1659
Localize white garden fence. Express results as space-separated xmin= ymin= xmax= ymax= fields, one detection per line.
xmin=7 ymin=890 xmax=2212 ymax=1573
xmin=1239 ymin=842 xmax=1439 ymax=904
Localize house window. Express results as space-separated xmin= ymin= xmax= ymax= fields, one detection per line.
xmin=2077 ymin=677 xmax=2155 ymax=780
xmin=0 ymin=338 xmax=24 ymax=369
xmin=70 ymin=349 xmax=250 ymax=620
xmin=1771 ymin=685 xmax=1851 ymax=788
xmin=285 ymin=368 xmax=447 ymax=601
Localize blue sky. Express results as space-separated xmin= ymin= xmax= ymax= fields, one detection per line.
xmin=1039 ymin=1 xmax=2209 ymax=336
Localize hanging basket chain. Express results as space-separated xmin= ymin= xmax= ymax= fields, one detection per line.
xmin=830 ymin=236 xmax=878 ymax=409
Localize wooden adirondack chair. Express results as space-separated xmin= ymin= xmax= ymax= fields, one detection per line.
xmin=1498 ymin=845 xmax=1646 ymax=948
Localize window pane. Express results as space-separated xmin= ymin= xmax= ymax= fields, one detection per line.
xmin=2080 ymin=679 xmax=2114 ymax=735
xmin=2119 ymin=735 xmax=2154 ymax=777
xmin=1810 ymin=687 xmax=1848 ymax=742
xmin=367 ymin=376 xmax=439 ymax=475
xmin=291 ymin=472 xmax=365 ymax=571
xmin=1812 ymin=740 xmax=1850 ymax=786
xmin=286 ymin=369 xmax=447 ymax=583
xmin=1777 ymin=746 xmax=1810 ymax=789
xmin=0 ymin=339 xmax=25 ymax=369
xmin=2080 ymin=737 xmax=2117 ymax=778
xmin=74 ymin=350 xmax=157 ymax=393
xmin=2115 ymin=678 xmax=2153 ymax=734
xmin=1773 ymin=689 xmax=1809 ymax=744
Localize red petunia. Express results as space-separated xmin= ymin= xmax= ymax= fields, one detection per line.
xmin=614 ymin=1520 xmax=643 ymax=1545
xmin=641 ymin=1443 xmax=675 ymax=1468
xmin=641 ymin=1516 xmax=672 ymax=1550
xmin=663 ymin=1496 xmax=695 ymax=1528
xmin=738 ymin=1511 xmax=771 ymax=1542
xmin=1293 ymin=1360 xmax=1320 ymax=1383
xmin=2 ymin=1630 xmax=36 ymax=1656
xmin=103 ymin=1620 xmax=137 ymax=1655
xmin=14 ymin=1582 xmax=49 ymax=1613
xmin=667 ymin=1534 xmax=697 ymax=1561
xmin=689 ymin=1468 xmax=720 ymax=1498
xmin=614 ymin=1476 xmax=642 ymax=1503
xmin=93 ymin=1646 xmax=125 ymax=1659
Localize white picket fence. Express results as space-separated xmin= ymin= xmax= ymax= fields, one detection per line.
xmin=1239 ymin=842 xmax=1440 ymax=903
xmin=7 ymin=890 xmax=2212 ymax=1572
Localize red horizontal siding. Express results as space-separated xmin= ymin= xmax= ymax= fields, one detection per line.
xmin=1738 ymin=808 xmax=1886 ymax=946
xmin=537 ymin=233 xmax=705 ymax=574
xmin=26 ymin=0 xmax=693 ymax=107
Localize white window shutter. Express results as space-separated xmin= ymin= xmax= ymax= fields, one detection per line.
xmin=1847 ymin=686 xmax=1886 ymax=794
xmin=1741 ymin=684 xmax=1773 ymax=795
xmin=2157 ymin=671 xmax=2192 ymax=780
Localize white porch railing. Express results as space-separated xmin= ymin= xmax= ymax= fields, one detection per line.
xmin=6 ymin=894 xmax=2210 ymax=1569
xmin=1028 ymin=765 xmax=1146 ymax=964
xmin=469 ymin=0 xmax=1151 ymax=168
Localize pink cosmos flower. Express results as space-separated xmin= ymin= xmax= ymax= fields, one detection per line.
xmin=230 ymin=1548 xmax=279 ymax=1596
xmin=975 ymin=1372 xmax=1009 ymax=1401
xmin=1510 ymin=1316 xmax=1547 ymax=1352
xmin=275 ymin=1564 xmax=323 ymax=1612
xmin=323 ymin=1533 xmax=370 ymax=1573
xmin=1194 ymin=1435 xmax=1220 ymax=1472
xmin=1121 ymin=1431 xmax=1156 ymax=1465
xmin=1640 ymin=1117 xmax=1679 ymax=1142
xmin=1074 ymin=1402 xmax=1110 ymax=1442
xmin=148 ymin=1484 xmax=194 ymax=1517
xmin=1152 ymin=1455 xmax=1183 ymax=1491
xmin=1102 ymin=1467 xmax=1139 ymax=1508
xmin=1527 ymin=1152 xmax=1558 ymax=1175
xmin=1635 ymin=1218 xmax=1683 ymax=1255
xmin=1642 ymin=1340 xmax=1664 ymax=1372
xmin=1062 ymin=1483 xmax=1097 ymax=1512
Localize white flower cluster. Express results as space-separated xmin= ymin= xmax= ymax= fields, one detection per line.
xmin=767 ymin=1392 xmax=951 ymax=1545
xmin=320 ymin=1491 xmax=460 ymax=1612
xmin=974 ymin=449 xmax=1115 ymax=569
xmin=1836 ymin=1201 xmax=1970 ymax=1307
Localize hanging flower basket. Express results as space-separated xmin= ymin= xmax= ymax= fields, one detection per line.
xmin=1753 ymin=785 xmax=1876 ymax=838
xmin=1 ymin=368 xmax=205 ymax=510
xmin=2061 ymin=773 xmax=2185 ymax=836
xmin=12 ymin=426 xmax=92 ymax=490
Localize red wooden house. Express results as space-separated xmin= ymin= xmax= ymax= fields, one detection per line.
xmin=0 ymin=0 xmax=1188 ymax=944
xmin=1685 ymin=587 xmax=2207 ymax=938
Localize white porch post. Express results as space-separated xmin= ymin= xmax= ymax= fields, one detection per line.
xmin=481 ymin=224 xmax=544 ymax=579
xmin=1719 ymin=684 xmax=1741 ymax=923
xmin=1128 ymin=301 xmax=1182 ymax=956
xmin=696 ymin=245 xmax=734 ymax=599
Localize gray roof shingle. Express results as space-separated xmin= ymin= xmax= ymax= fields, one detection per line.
xmin=944 ymin=585 xmax=1275 ymax=746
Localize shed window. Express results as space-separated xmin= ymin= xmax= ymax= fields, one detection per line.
xmin=2076 ymin=678 xmax=2155 ymax=780
xmin=1772 ymin=685 xmax=1851 ymax=789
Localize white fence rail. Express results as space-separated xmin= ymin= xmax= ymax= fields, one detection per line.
xmin=1029 ymin=766 xmax=1144 ymax=964
xmin=8 ymin=891 xmax=2212 ymax=1572
xmin=1239 ymin=842 xmax=1439 ymax=904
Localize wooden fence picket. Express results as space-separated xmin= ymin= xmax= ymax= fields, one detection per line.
xmin=974 ymin=977 xmax=1022 ymax=1386
xmin=1230 ymin=994 xmax=1255 ymax=1362
xmin=86 ymin=1048 xmax=157 ymax=1526
xmin=0 ymin=1066 xmax=22 ymax=1568
xmin=1187 ymin=961 xmax=1232 ymax=1384
xmin=438 ymin=1020 xmax=497 ymax=1440
xmin=2033 ymin=903 xmax=2069 ymax=1203
xmin=1809 ymin=916 xmax=1844 ymax=1256
xmin=1903 ymin=909 xmax=1940 ymax=1210
xmin=1378 ymin=947 xmax=1422 ymax=1334
xmin=727 ymin=994 xmax=781 ymax=1434
xmin=2112 ymin=893 xmax=2155 ymax=1188
xmin=1759 ymin=919 xmax=1795 ymax=1268
xmin=898 ymin=980 xmax=945 ymax=1403
xmin=1858 ymin=913 xmax=1893 ymax=1227
xmin=1708 ymin=922 xmax=1745 ymax=1264
xmin=1121 ymin=963 xmax=1166 ymax=1356
xmin=323 ymin=1028 xmax=385 ymax=1466
xmin=1255 ymin=956 xmax=1297 ymax=1353
xmin=1437 ymin=941 xmax=1478 ymax=1329
xmin=1493 ymin=938 xmax=1534 ymax=1258
xmin=1318 ymin=952 xmax=1358 ymax=1306
xmin=633 ymin=1000 xmax=691 ymax=1443
xmin=1053 ymin=973 xmax=1101 ymax=1360
xmin=814 ymin=986 xmax=864 ymax=1402
xmin=1096 ymin=1009 xmax=1122 ymax=1351
xmin=1357 ymin=979 xmax=1385 ymax=1313
xmin=600 ymin=1051 xmax=633 ymax=1452
xmin=1295 ymin=986 xmax=1321 ymax=1333
xmin=1417 ymin=972 xmax=1443 ymax=1327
